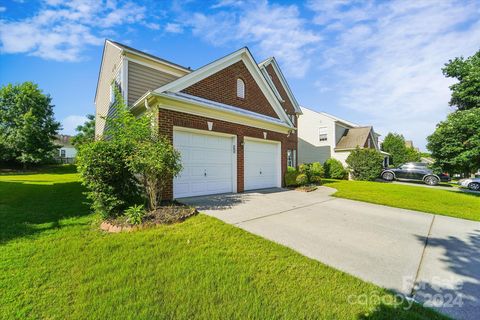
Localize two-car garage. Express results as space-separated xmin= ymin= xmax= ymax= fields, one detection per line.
xmin=173 ymin=128 xmax=281 ymax=198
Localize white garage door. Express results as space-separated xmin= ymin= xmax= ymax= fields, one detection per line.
xmin=173 ymin=129 xmax=235 ymax=198
xmin=244 ymin=139 xmax=280 ymax=191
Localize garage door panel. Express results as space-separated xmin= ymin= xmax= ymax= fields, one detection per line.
xmin=244 ymin=139 xmax=279 ymax=191
xmin=173 ymin=130 xmax=235 ymax=198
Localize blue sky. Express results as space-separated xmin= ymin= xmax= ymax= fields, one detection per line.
xmin=0 ymin=0 xmax=479 ymax=150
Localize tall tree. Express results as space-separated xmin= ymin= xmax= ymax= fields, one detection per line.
xmin=0 ymin=82 xmax=61 ymax=167
xmin=427 ymin=108 xmax=480 ymax=175
xmin=442 ymin=50 xmax=480 ymax=110
xmin=71 ymin=114 xmax=95 ymax=147
xmin=381 ymin=132 xmax=420 ymax=166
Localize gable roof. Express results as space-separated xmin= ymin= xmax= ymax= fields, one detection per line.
xmin=300 ymin=106 xmax=359 ymax=128
xmin=258 ymin=57 xmax=302 ymax=114
xmin=335 ymin=126 xmax=373 ymax=150
xmin=153 ymin=47 xmax=294 ymax=127
xmin=107 ymin=40 xmax=192 ymax=73
xmin=94 ymin=40 xmax=191 ymax=102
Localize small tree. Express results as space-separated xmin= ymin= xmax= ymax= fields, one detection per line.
xmin=0 ymin=82 xmax=61 ymax=167
xmin=76 ymin=89 xmax=149 ymax=218
xmin=71 ymin=114 xmax=95 ymax=147
xmin=346 ymin=147 xmax=384 ymax=181
xmin=127 ymin=135 xmax=182 ymax=211
xmin=381 ymin=132 xmax=420 ymax=166
xmin=323 ymin=158 xmax=347 ymax=179
xmin=76 ymin=140 xmax=141 ymax=218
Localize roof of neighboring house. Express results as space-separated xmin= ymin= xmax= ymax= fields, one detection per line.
xmin=55 ymin=134 xmax=74 ymax=147
xmin=335 ymin=126 xmax=373 ymax=150
xmin=420 ymin=157 xmax=435 ymax=164
xmin=300 ymin=106 xmax=359 ymax=128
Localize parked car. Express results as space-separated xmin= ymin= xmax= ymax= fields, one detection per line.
xmin=381 ymin=162 xmax=450 ymax=186
xmin=458 ymin=177 xmax=480 ymax=191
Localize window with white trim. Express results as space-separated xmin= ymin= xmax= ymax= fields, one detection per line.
xmin=287 ymin=149 xmax=297 ymax=167
xmin=236 ymin=78 xmax=245 ymax=99
xmin=318 ymin=127 xmax=328 ymax=142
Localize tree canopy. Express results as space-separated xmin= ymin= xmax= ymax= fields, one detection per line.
xmin=0 ymin=82 xmax=61 ymax=167
xmin=381 ymin=132 xmax=420 ymax=166
xmin=427 ymin=108 xmax=480 ymax=175
xmin=442 ymin=50 xmax=480 ymax=110
xmin=71 ymin=114 xmax=95 ymax=147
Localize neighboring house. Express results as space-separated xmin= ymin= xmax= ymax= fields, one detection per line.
xmin=55 ymin=134 xmax=77 ymax=163
xmin=405 ymin=140 xmax=420 ymax=152
xmin=420 ymin=157 xmax=435 ymax=165
xmin=298 ymin=106 xmax=389 ymax=167
xmin=95 ymin=40 xmax=301 ymax=199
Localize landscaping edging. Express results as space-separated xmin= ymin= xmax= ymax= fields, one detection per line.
xmin=100 ymin=206 xmax=198 ymax=233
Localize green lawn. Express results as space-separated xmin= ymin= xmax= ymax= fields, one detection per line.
xmin=0 ymin=167 xmax=446 ymax=319
xmin=323 ymin=179 xmax=480 ymax=222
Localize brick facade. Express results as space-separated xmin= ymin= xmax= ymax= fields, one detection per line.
xmin=182 ymin=61 xmax=280 ymax=119
xmin=159 ymin=108 xmax=295 ymax=200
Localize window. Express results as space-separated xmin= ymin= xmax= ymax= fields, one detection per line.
xmin=287 ymin=149 xmax=297 ymax=167
xmin=318 ymin=127 xmax=328 ymax=142
xmin=236 ymin=78 xmax=245 ymax=99
xmin=60 ymin=149 xmax=66 ymax=158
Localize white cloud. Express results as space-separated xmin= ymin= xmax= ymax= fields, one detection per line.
xmin=0 ymin=6 xmax=6 ymax=12
xmin=0 ymin=0 xmax=148 ymax=61
xmin=187 ymin=0 xmax=320 ymax=77
xmin=308 ymin=0 xmax=480 ymax=149
xmin=61 ymin=115 xmax=88 ymax=135
xmin=165 ymin=22 xmax=183 ymax=34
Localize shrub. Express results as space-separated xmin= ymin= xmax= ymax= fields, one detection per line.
xmin=285 ymin=168 xmax=299 ymax=187
xmin=76 ymin=141 xmax=141 ymax=218
xmin=295 ymin=173 xmax=309 ymax=186
xmin=310 ymin=162 xmax=324 ymax=181
xmin=287 ymin=166 xmax=297 ymax=173
xmin=324 ymin=158 xmax=347 ymax=179
xmin=346 ymin=147 xmax=384 ymax=181
xmin=127 ymin=136 xmax=182 ymax=211
xmin=76 ymin=89 xmax=149 ymax=218
xmin=297 ymin=162 xmax=323 ymax=184
xmin=124 ymin=204 xmax=146 ymax=225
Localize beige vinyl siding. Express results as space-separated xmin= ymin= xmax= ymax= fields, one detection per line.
xmin=95 ymin=43 xmax=123 ymax=137
xmin=127 ymin=61 xmax=179 ymax=106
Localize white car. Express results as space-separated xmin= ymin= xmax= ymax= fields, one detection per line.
xmin=458 ymin=178 xmax=480 ymax=191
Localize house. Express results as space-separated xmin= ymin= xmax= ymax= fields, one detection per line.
xmin=95 ymin=40 xmax=301 ymax=199
xmin=298 ymin=106 xmax=389 ymax=167
xmin=55 ymin=134 xmax=76 ymax=163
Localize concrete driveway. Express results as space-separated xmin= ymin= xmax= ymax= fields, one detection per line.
xmin=181 ymin=187 xmax=480 ymax=320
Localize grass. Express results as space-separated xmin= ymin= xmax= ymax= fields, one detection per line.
xmin=323 ymin=179 xmax=480 ymax=222
xmin=0 ymin=167 xmax=446 ymax=319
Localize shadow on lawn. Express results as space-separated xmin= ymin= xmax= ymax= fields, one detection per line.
xmin=357 ymin=302 xmax=448 ymax=320
xmin=0 ymin=179 xmax=91 ymax=243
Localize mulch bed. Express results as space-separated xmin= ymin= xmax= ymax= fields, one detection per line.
xmin=101 ymin=203 xmax=198 ymax=233
xmin=295 ymin=185 xmax=318 ymax=192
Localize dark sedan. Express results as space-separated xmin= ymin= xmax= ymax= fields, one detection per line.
xmin=381 ymin=162 xmax=450 ymax=186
